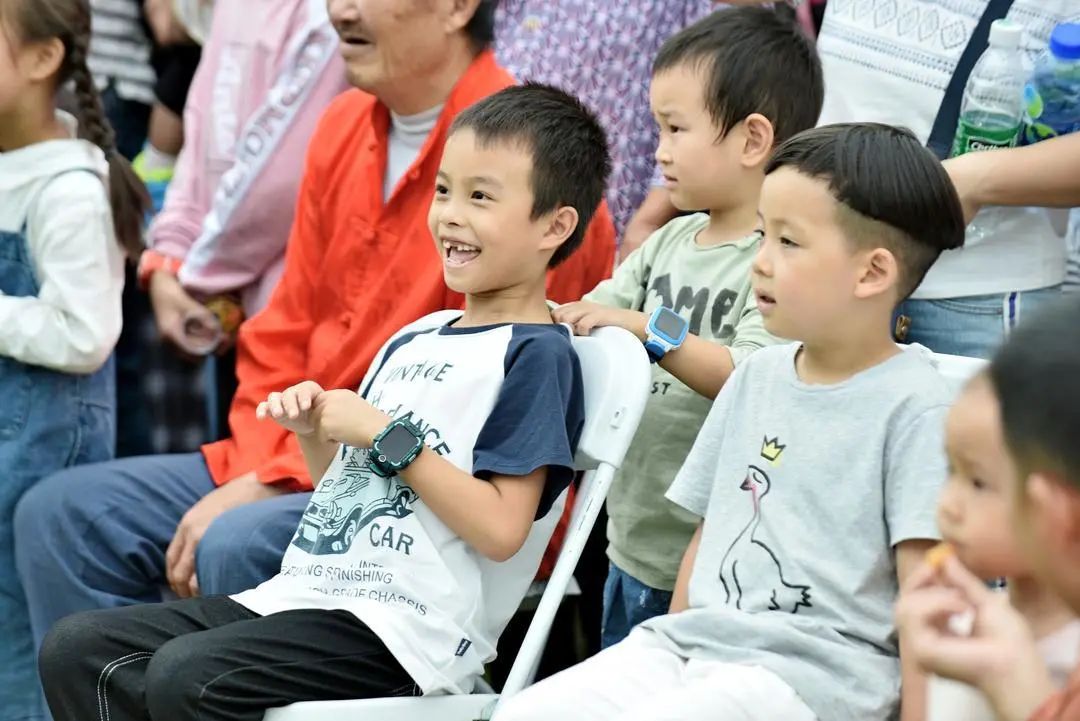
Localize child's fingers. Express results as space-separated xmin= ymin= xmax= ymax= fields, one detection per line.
xmin=897 ymin=586 xmax=971 ymax=636
xmin=255 ymin=401 xmax=269 ymax=420
xmin=283 ymin=390 xmax=301 ymax=420
xmin=939 ymin=556 xmax=995 ymax=607
xmin=298 ymin=386 xmax=315 ymax=412
xmin=268 ymin=392 xmax=286 ymax=419
xmin=900 ymin=558 xmax=942 ymax=593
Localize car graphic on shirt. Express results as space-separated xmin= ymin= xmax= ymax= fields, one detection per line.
xmin=291 ymin=447 xmax=418 ymax=556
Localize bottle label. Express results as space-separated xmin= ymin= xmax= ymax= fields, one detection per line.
xmin=951 ymin=117 xmax=1020 ymax=156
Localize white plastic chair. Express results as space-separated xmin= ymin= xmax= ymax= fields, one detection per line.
xmin=923 ymin=348 xmax=988 ymax=389
xmin=264 ymin=325 xmax=653 ymax=721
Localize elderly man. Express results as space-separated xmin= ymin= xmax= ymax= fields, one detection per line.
xmin=14 ymin=0 xmax=615 ymax=670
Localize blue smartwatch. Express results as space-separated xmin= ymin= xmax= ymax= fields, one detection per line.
xmin=644 ymin=306 xmax=689 ymax=364
xmin=368 ymin=418 xmax=425 ymax=477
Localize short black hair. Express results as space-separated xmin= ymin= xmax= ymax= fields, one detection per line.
xmin=465 ymin=0 xmax=497 ymax=51
xmin=766 ymin=123 xmax=966 ymax=299
xmin=450 ymin=83 xmax=611 ymax=268
xmin=990 ymin=296 xmax=1080 ymax=490
xmin=653 ymin=6 xmax=823 ymax=144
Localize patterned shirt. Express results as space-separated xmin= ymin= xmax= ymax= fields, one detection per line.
xmin=494 ymin=0 xmax=717 ymax=238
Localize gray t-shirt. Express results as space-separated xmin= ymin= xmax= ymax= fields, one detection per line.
xmin=641 ymin=343 xmax=951 ymax=721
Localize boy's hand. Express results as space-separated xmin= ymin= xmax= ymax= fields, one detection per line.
xmin=256 ymin=381 xmax=325 ymax=437
xmin=553 ymin=301 xmax=648 ymax=340
xmin=311 ymin=389 xmax=391 ymax=448
xmin=896 ymin=555 xmax=1054 ymax=719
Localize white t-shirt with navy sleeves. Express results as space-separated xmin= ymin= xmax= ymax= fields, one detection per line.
xmin=234 ymin=312 xmax=585 ymax=695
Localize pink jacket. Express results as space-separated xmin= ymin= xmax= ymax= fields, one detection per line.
xmin=149 ymin=0 xmax=347 ymax=315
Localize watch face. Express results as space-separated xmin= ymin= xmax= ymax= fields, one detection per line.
xmin=654 ymin=308 xmax=686 ymax=338
xmin=380 ymin=424 xmax=420 ymax=461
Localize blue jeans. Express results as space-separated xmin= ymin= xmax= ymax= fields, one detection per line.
xmin=894 ymin=286 xmax=1064 ymax=359
xmin=13 ymin=453 xmax=310 ymax=719
xmin=600 ymin=563 xmax=672 ymax=649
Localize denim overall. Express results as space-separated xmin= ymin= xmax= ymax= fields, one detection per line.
xmin=0 ymin=172 xmax=116 ymax=721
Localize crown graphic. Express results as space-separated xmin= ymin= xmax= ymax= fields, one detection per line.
xmin=760 ymin=436 xmax=786 ymax=463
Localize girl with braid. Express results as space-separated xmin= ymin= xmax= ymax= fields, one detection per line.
xmin=0 ymin=0 xmax=148 ymax=716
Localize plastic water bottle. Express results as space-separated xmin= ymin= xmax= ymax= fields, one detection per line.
xmin=950 ymin=19 xmax=1027 ymax=240
xmin=1022 ymin=23 xmax=1080 ymax=145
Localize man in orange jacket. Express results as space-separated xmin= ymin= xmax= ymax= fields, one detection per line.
xmin=14 ymin=0 xmax=613 ymax=658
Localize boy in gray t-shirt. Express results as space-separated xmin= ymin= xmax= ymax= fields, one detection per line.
xmin=496 ymin=125 xmax=967 ymax=721
xmin=553 ymin=7 xmax=823 ymax=648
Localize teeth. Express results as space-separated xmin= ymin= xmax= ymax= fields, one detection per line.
xmin=442 ymin=241 xmax=478 ymax=253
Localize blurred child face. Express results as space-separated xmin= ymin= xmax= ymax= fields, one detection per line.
xmin=650 ymin=63 xmax=745 ymax=212
xmin=752 ymin=168 xmax=876 ymax=342
xmin=937 ymin=378 xmax=1029 ymax=580
xmin=429 ymin=129 xmax=566 ymax=296
xmin=327 ymin=0 xmax=467 ymax=97
xmin=0 ymin=22 xmax=36 ymax=120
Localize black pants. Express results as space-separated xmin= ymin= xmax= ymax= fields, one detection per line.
xmin=39 ymin=597 xmax=419 ymax=721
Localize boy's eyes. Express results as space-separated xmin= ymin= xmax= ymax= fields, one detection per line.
xmin=779 ymin=236 xmax=799 ymax=248
xmin=972 ymin=477 xmax=989 ymax=491
xmin=434 ymin=183 xmax=448 ymax=195
xmin=470 ymin=190 xmax=491 ymax=201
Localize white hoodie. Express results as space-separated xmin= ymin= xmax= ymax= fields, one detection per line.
xmin=0 ymin=112 xmax=123 ymax=374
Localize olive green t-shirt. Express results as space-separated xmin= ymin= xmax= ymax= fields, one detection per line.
xmin=586 ymin=213 xmax=777 ymax=590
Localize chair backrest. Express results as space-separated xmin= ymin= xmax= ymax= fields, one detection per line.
xmin=571 ymin=326 xmax=654 ymax=470
xmin=927 ymin=350 xmax=988 ymax=389
xmin=496 ymin=326 xmax=652 ymax=703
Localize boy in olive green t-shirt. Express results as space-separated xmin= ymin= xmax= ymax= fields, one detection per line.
xmin=554 ymin=7 xmax=824 ymax=646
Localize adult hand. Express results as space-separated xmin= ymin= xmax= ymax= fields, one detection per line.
xmin=553 ymin=301 xmax=648 ymax=340
xmin=165 ymin=472 xmax=285 ymax=598
xmin=311 ymin=389 xmax=390 ymax=448
xmin=895 ymin=555 xmax=1054 ymax=720
xmin=256 ymin=381 xmax=326 ymax=437
xmin=144 ymin=0 xmax=193 ymax=45
xmin=149 ymin=270 xmax=210 ymax=351
xmin=943 ymin=152 xmax=992 ymax=225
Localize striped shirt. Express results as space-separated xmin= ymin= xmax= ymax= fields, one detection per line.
xmin=89 ymin=0 xmax=156 ymax=105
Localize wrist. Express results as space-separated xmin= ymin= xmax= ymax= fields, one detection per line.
xmin=138 ymin=249 xmax=182 ymax=290
xmin=983 ymin=657 xmax=1055 ymax=721
xmin=626 ymin=311 xmax=649 ymax=341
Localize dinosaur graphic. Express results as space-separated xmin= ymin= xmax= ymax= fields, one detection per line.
xmin=717 ymin=465 xmax=812 ymax=614
xmin=292 ymin=447 xmax=418 ymax=555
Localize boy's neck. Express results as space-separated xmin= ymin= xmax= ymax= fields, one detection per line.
xmin=797 ymin=322 xmax=899 ymax=385
xmin=456 ymin=281 xmax=553 ymax=328
xmin=1009 ymin=575 xmax=1077 ymax=640
xmin=699 ymin=190 xmax=762 ymax=247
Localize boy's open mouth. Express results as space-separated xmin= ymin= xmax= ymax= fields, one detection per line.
xmin=443 ymin=240 xmax=481 ymax=268
xmin=755 ymin=290 xmax=776 ymax=309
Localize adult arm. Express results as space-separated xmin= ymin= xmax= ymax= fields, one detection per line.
xmin=945 ymin=132 xmax=1080 ymax=222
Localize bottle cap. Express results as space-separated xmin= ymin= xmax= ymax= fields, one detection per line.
xmin=989 ymin=19 xmax=1022 ymax=49
xmin=1050 ymin=23 xmax=1080 ymax=61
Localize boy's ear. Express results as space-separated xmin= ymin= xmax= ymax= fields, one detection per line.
xmin=1027 ymin=472 xmax=1080 ymax=551
xmin=852 ymin=247 xmax=900 ymax=301
xmin=539 ymin=206 xmax=580 ymax=254
xmin=740 ymin=113 xmax=775 ymax=168
xmin=26 ymin=38 xmax=65 ymax=83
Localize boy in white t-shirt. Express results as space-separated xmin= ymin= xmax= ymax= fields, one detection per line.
xmin=36 ymin=83 xmax=609 ymax=721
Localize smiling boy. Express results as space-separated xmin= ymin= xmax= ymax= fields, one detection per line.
xmin=37 ymin=84 xmax=610 ymax=721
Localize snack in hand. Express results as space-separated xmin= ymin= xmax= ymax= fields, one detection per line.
xmin=925 ymin=542 xmax=955 ymax=570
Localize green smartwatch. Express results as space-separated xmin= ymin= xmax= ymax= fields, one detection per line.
xmin=368 ymin=418 xmax=425 ymax=477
